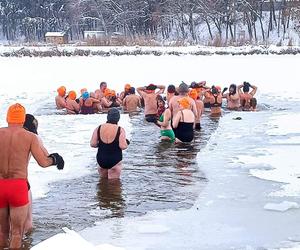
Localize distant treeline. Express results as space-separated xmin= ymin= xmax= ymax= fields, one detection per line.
xmin=0 ymin=0 xmax=300 ymax=44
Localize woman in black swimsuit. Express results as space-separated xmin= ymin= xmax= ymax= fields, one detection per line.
xmin=90 ymin=108 xmax=129 ymax=179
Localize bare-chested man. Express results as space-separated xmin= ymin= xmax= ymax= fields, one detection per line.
xmin=0 ymin=103 xmax=64 ymax=249
xmin=95 ymin=82 xmax=108 ymax=101
xmin=137 ymin=84 xmax=165 ymax=122
xmin=55 ymin=86 xmax=67 ymax=109
xmin=169 ymin=83 xmax=197 ymax=118
xmin=238 ymin=82 xmax=258 ymax=111
xmin=122 ymin=87 xmax=141 ymax=113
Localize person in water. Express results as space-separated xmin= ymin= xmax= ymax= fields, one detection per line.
xmin=23 ymin=114 xmax=50 ymax=234
xmin=66 ymin=90 xmax=80 ymax=114
xmin=55 ymin=86 xmax=67 ymax=109
xmin=222 ymin=84 xmax=240 ymax=110
xmin=119 ymin=84 xmax=131 ymax=101
xmin=90 ymin=108 xmax=129 ymax=179
xmin=122 ymin=87 xmax=141 ymax=113
xmin=95 ymin=81 xmax=108 ymax=101
xmin=172 ymin=97 xmax=195 ymax=143
xmin=166 ymin=85 xmax=177 ymax=105
xmin=137 ymin=84 xmax=165 ymax=123
xmin=238 ymin=82 xmax=258 ymax=111
xmin=169 ymin=82 xmax=197 ymax=118
xmin=156 ymin=99 xmax=175 ymax=143
xmin=0 ymin=104 xmax=64 ymax=249
xmin=209 ymin=86 xmax=223 ymax=116
xmin=157 ymin=95 xmax=166 ymax=118
xmin=189 ymin=89 xmax=204 ymax=130
xmin=79 ymin=92 xmax=96 ymax=114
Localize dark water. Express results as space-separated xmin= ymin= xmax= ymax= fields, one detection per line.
xmin=25 ymin=113 xmax=220 ymax=248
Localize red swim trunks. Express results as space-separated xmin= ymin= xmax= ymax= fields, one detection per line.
xmin=0 ymin=179 xmax=29 ymax=208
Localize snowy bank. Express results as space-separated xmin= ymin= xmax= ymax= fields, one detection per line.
xmin=2 ymin=45 xmax=300 ymax=57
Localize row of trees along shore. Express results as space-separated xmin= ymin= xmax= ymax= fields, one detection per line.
xmin=1 ymin=0 xmax=300 ymax=45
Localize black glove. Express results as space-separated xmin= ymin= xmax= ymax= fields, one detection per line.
xmin=126 ymin=139 xmax=130 ymax=145
xmin=222 ymin=87 xmax=228 ymax=94
xmin=49 ymin=153 xmax=65 ymax=170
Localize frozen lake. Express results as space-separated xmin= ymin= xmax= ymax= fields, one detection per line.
xmin=0 ymin=54 xmax=300 ymax=249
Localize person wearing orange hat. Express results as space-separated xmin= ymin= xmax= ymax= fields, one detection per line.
xmin=55 ymin=86 xmax=67 ymax=109
xmin=209 ymin=85 xmax=223 ymax=116
xmin=119 ymin=84 xmax=132 ymax=101
xmin=66 ymin=90 xmax=80 ymax=114
xmin=0 ymin=104 xmax=64 ymax=249
xmin=137 ymin=84 xmax=165 ymax=122
xmin=101 ymin=89 xmax=121 ymax=109
xmin=172 ymin=97 xmax=195 ymax=143
xmin=189 ymin=89 xmax=204 ymax=130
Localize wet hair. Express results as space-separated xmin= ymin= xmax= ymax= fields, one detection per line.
xmin=129 ymin=87 xmax=135 ymax=94
xmin=243 ymin=85 xmax=250 ymax=93
xmin=178 ymin=82 xmax=189 ymax=94
xmin=100 ymin=82 xmax=107 ymax=88
xmin=243 ymin=82 xmax=250 ymax=93
xmin=229 ymin=84 xmax=237 ymax=95
xmin=211 ymin=86 xmax=218 ymax=95
xmin=157 ymin=96 xmax=165 ymax=107
xmin=167 ymin=85 xmax=176 ymax=94
xmin=23 ymin=114 xmax=38 ymax=134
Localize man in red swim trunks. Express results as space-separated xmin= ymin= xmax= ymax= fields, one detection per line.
xmin=0 ymin=103 xmax=64 ymax=249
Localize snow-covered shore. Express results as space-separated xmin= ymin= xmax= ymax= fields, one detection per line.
xmin=1 ymin=45 xmax=300 ymax=57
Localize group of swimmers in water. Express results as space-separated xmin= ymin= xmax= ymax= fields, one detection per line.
xmin=0 ymin=80 xmax=257 ymax=249
xmin=55 ymin=80 xmax=258 ymax=144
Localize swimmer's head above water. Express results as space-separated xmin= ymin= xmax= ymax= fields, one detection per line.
xmin=107 ymin=108 xmax=120 ymax=124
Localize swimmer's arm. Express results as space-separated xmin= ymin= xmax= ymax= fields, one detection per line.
xmin=137 ymin=87 xmax=146 ymax=97
xmin=172 ymin=112 xmax=181 ymax=129
xmin=90 ymin=127 xmax=99 ymax=148
xmin=156 ymin=85 xmax=165 ymax=95
xmin=73 ymin=101 xmax=80 ymax=112
xmin=101 ymin=98 xmax=112 ymax=108
xmin=122 ymin=97 xmax=127 ymax=109
xmin=91 ymin=98 xmax=100 ymax=103
xmin=238 ymin=84 xmax=243 ymax=95
xmin=157 ymin=110 xmax=170 ymax=127
xmin=119 ymin=128 xmax=128 ymax=150
xmin=138 ymin=97 xmax=141 ymax=107
xmin=250 ymin=85 xmax=257 ymax=96
xmin=30 ymin=135 xmax=53 ymax=167
xmin=191 ymin=100 xmax=198 ymax=118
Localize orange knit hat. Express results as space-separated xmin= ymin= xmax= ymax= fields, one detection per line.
xmin=57 ymin=86 xmax=66 ymax=97
xmin=125 ymin=84 xmax=131 ymax=91
xmin=104 ymin=88 xmax=111 ymax=97
xmin=178 ymin=97 xmax=191 ymax=109
xmin=189 ymin=89 xmax=198 ymax=100
xmin=6 ymin=103 xmax=26 ymax=124
xmin=68 ymin=91 xmax=77 ymax=100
